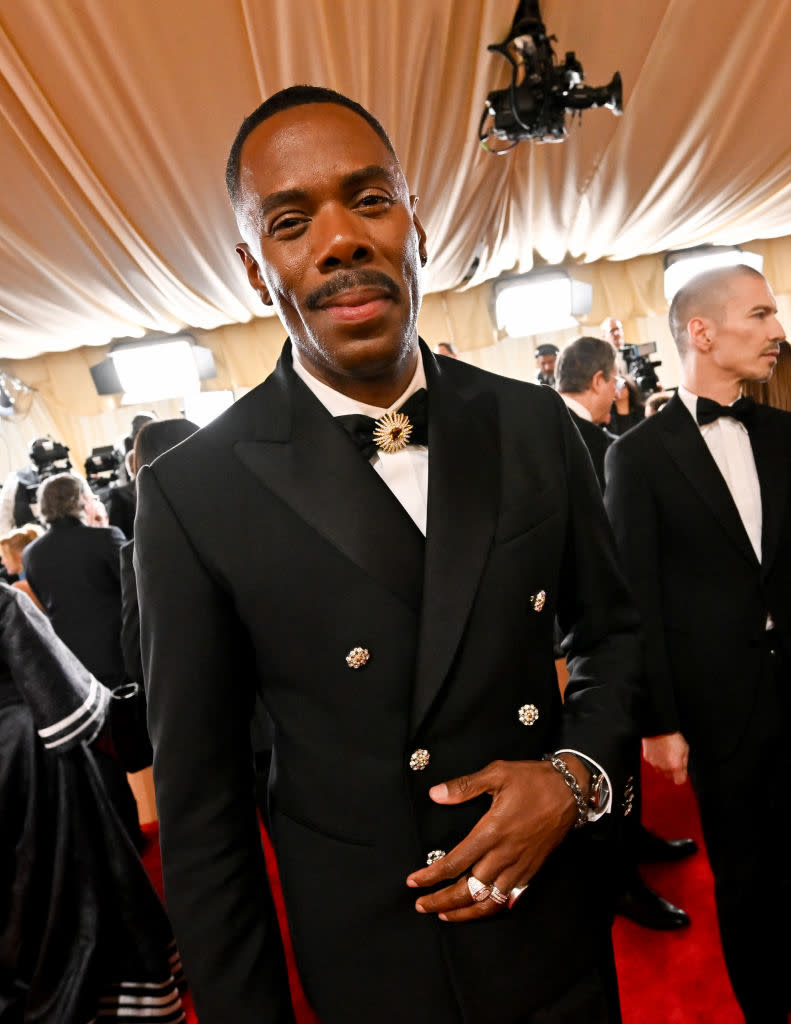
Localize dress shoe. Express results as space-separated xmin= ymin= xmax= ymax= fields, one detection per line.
xmin=615 ymin=879 xmax=690 ymax=930
xmin=635 ymin=826 xmax=698 ymax=863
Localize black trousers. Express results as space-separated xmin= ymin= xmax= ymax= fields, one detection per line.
xmin=690 ymin=642 xmax=790 ymax=1020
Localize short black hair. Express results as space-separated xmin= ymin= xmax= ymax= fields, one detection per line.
xmin=225 ymin=85 xmax=397 ymax=210
xmin=556 ymin=336 xmax=615 ymax=394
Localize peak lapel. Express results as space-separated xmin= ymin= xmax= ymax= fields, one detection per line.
xmin=658 ymin=395 xmax=758 ymax=568
xmin=410 ymin=349 xmax=499 ymax=734
xmin=233 ymin=346 xmax=424 ymax=613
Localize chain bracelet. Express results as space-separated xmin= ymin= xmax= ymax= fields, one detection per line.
xmin=544 ymin=754 xmax=588 ymax=829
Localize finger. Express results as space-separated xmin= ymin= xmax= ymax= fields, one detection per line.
xmin=407 ymin=808 xmax=501 ymax=888
xmin=419 ymin=865 xmax=520 ymax=921
xmin=428 ymin=760 xmax=505 ymax=806
xmin=416 ymin=867 xmax=515 ymax=919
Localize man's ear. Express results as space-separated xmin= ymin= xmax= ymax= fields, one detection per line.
xmin=410 ymin=198 xmax=428 ymax=268
xmin=688 ymin=316 xmax=712 ymax=352
xmin=235 ymin=242 xmax=273 ymax=306
xmin=591 ymin=369 xmax=607 ymax=393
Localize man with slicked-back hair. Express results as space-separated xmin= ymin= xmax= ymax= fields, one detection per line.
xmin=135 ymin=85 xmax=641 ymax=1024
xmin=605 ymin=265 xmax=791 ymax=1023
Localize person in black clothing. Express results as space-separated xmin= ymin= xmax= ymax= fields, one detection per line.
xmin=23 ymin=472 xmax=142 ymax=846
xmin=557 ymin=335 xmax=697 ymax=930
xmin=556 ymin=336 xmax=619 ymax=489
xmin=600 ymin=317 xmax=648 ymax=435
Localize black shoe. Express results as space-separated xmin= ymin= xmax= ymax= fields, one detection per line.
xmin=615 ymin=880 xmax=690 ymax=930
xmin=636 ymin=826 xmax=698 ymax=863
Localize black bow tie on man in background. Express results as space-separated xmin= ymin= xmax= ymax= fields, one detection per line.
xmin=696 ymin=394 xmax=756 ymax=429
xmin=335 ymin=388 xmax=428 ymax=460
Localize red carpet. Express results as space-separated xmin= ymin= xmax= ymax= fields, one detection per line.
xmin=142 ymin=761 xmax=741 ymax=1023
xmin=613 ymin=761 xmax=742 ymax=1022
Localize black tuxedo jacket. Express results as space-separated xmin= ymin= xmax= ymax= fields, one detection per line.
xmin=566 ymin=408 xmax=616 ymax=492
xmin=604 ymin=393 xmax=791 ymax=763
xmin=23 ymin=517 xmax=126 ymax=684
xmin=135 ymin=342 xmax=639 ymax=1024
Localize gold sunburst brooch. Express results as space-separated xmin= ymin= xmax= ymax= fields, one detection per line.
xmin=372 ymin=411 xmax=413 ymax=454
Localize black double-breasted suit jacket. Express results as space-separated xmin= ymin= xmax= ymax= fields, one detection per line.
xmin=604 ymin=393 xmax=791 ymax=765
xmin=135 ymin=342 xmax=640 ymax=1024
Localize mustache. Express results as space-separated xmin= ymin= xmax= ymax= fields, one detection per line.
xmin=305 ymin=269 xmax=400 ymax=310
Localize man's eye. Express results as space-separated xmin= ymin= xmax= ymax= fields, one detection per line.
xmin=271 ymin=215 xmax=307 ymax=234
xmin=358 ymin=194 xmax=391 ymax=210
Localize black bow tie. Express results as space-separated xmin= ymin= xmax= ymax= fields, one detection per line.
xmin=696 ymin=395 xmax=756 ymax=429
xmin=335 ymin=388 xmax=428 ymax=460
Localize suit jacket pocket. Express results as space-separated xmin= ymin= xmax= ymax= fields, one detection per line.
xmin=272 ymin=803 xmax=375 ymax=847
xmin=495 ymin=503 xmax=560 ymax=547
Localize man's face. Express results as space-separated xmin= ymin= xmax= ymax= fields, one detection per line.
xmin=234 ymin=103 xmax=427 ymax=389
xmin=592 ymin=369 xmax=618 ymax=424
xmin=602 ymin=318 xmax=624 ymax=349
xmin=706 ymin=274 xmax=785 ymax=383
xmin=537 ymin=354 xmax=556 ymax=377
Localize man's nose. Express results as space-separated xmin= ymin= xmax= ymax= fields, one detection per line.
xmin=313 ymin=206 xmax=373 ymax=271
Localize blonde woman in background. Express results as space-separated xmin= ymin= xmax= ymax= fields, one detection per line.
xmin=0 ymin=523 xmax=44 ymax=609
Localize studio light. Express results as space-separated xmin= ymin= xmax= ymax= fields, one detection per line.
xmin=663 ymin=246 xmax=763 ymax=302
xmin=89 ymin=332 xmax=217 ymax=402
xmin=493 ymin=269 xmax=592 ymax=337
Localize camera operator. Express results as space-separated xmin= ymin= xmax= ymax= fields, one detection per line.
xmin=600 ymin=317 xmax=650 ymax=436
xmin=0 ymin=436 xmax=73 ymax=534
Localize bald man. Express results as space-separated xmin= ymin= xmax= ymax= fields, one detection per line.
xmin=604 ymin=265 xmax=791 ymax=1023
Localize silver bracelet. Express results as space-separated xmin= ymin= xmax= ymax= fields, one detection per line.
xmin=544 ymin=754 xmax=588 ymax=829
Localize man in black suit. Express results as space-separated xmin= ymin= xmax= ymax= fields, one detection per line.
xmin=604 ymin=265 xmax=790 ymax=1023
xmin=23 ymin=470 xmax=142 ymax=845
xmin=24 ymin=472 xmax=127 ymax=686
xmin=557 ymin=336 xmax=694 ymax=929
xmin=135 ymin=85 xmax=641 ymax=1024
xmin=556 ymin=336 xmax=619 ymax=489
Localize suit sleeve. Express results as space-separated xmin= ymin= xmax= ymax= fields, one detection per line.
xmin=552 ymin=400 xmax=642 ymax=786
xmin=134 ymin=466 xmax=295 ymax=1024
xmin=603 ymin=439 xmax=680 ymax=736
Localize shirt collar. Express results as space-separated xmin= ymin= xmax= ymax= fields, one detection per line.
xmin=678 ymin=383 xmax=745 ymax=427
xmin=560 ymin=394 xmax=593 ymax=422
xmin=291 ymin=339 xmax=427 ymax=418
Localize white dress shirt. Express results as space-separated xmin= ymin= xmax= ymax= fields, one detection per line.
xmin=560 ymin=394 xmax=592 ymax=422
xmin=291 ymin=343 xmax=429 ymax=535
xmin=677 ymin=386 xmax=762 ymax=562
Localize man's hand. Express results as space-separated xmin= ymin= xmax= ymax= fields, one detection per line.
xmin=405 ymin=757 xmax=585 ymax=921
xmin=642 ymin=732 xmax=689 ymax=785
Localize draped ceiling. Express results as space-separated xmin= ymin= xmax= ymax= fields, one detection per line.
xmin=3 ymin=0 xmax=791 ymax=363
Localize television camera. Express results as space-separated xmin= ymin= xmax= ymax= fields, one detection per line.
xmin=28 ymin=436 xmax=71 ymax=478
xmin=14 ymin=436 xmax=73 ymax=521
xmin=84 ymin=445 xmax=124 ymax=502
xmin=479 ymin=0 xmax=622 ymax=151
xmin=620 ymin=341 xmax=663 ymax=398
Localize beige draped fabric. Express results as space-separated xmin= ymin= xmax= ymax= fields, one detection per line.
xmin=3 ymin=0 xmax=791 ymax=360
xmin=3 ymin=0 xmax=791 ymax=472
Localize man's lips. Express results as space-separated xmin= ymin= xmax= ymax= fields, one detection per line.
xmin=318 ymin=287 xmax=393 ymax=323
